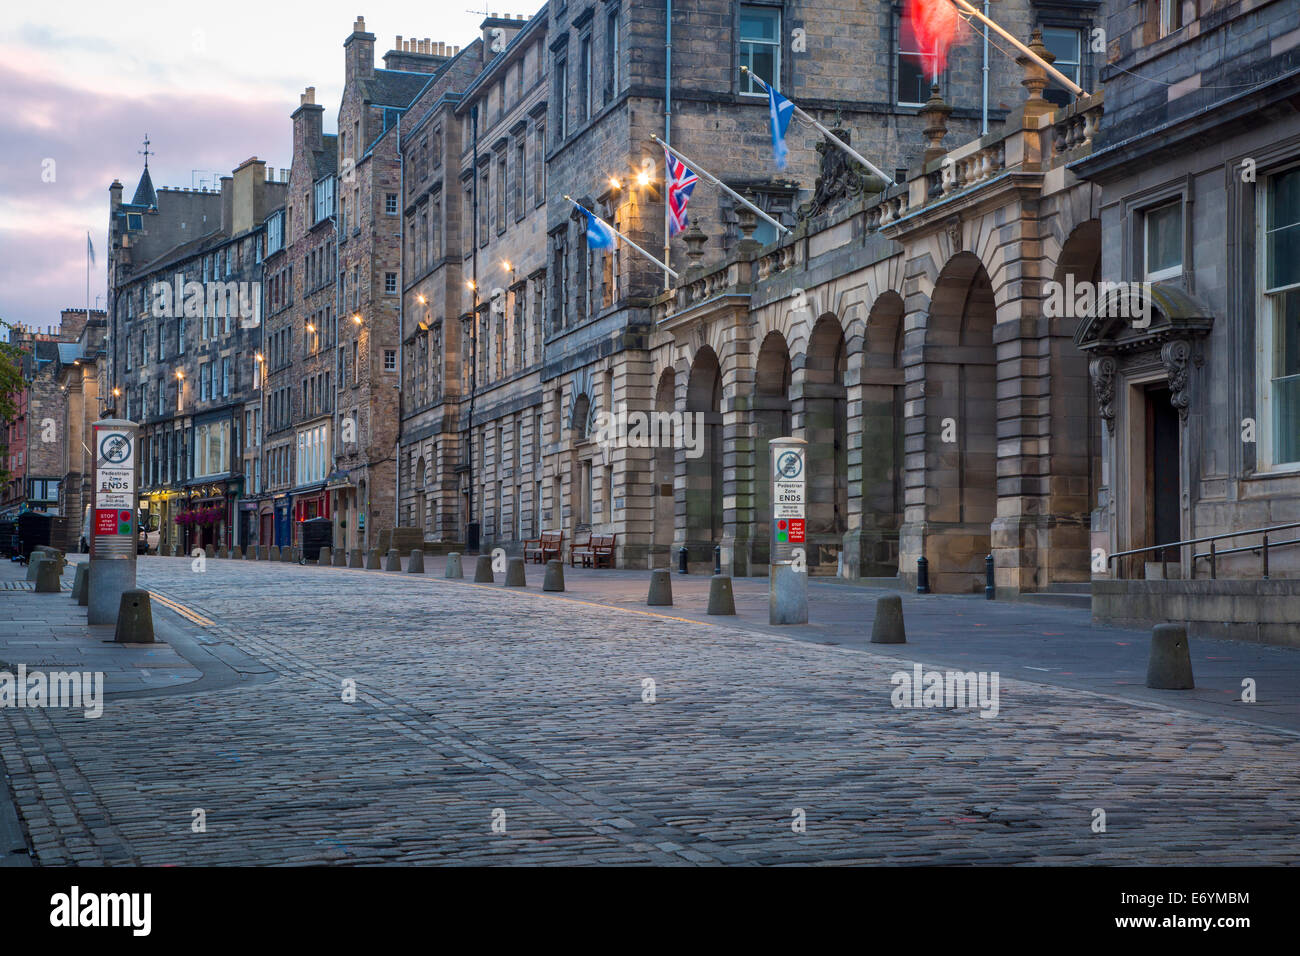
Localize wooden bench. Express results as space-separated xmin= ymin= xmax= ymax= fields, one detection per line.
xmin=571 ymin=532 xmax=617 ymax=568
xmin=524 ymin=530 xmax=564 ymax=564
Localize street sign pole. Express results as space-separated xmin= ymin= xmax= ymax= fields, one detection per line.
xmin=87 ymin=418 xmax=140 ymax=625
xmin=769 ymin=436 xmax=808 ymax=625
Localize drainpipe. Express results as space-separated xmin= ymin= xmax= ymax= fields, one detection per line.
xmin=468 ymin=103 xmax=480 ymax=552
xmin=663 ymin=0 xmax=672 ymax=291
xmin=395 ymin=110 xmax=403 ymax=532
xmin=981 ymin=0 xmax=990 ymax=136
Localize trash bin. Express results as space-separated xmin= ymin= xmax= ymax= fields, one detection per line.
xmin=17 ymin=512 xmax=53 ymax=562
xmin=301 ymin=517 xmax=333 ymax=563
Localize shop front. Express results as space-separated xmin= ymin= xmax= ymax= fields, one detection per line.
xmin=177 ymin=480 xmax=237 ymax=553
xmin=291 ymin=483 xmax=330 ymax=550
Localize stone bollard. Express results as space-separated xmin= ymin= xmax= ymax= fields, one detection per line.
xmin=366 ymin=549 xmax=381 ymax=570
xmin=504 ymin=556 xmax=527 ymax=587
xmin=34 ymin=558 xmax=61 ymax=593
xmin=259 ymin=546 xmax=270 ymax=561
xmin=205 ymin=544 xmax=215 ymax=559
xmin=769 ymin=563 xmax=809 ymax=625
xmin=246 ymin=545 xmax=257 ymax=560
xmin=1146 ymin=622 xmax=1194 ymax=689
xmin=445 ymin=552 xmax=463 ymax=579
xmin=283 ymin=547 xmax=296 ymax=563
xmin=318 ymin=546 xmax=333 ymax=567
xmin=384 ymin=549 xmax=402 ymax=572
xmin=269 ymin=545 xmax=280 ymax=561
xmin=333 ymin=547 xmax=347 ymax=567
xmin=474 ymin=554 xmax=494 ymax=583
xmin=707 ymin=575 xmax=736 ymax=615
xmin=348 ymin=549 xmax=363 ymax=569
xmin=870 ymin=594 xmax=907 ymax=644
xmin=217 ymin=547 xmax=228 ymax=559
xmin=543 ymin=559 xmax=565 ymax=592
xmin=25 ymin=556 xmax=47 ymax=582
xmin=647 ymin=569 xmax=673 ymax=606
xmin=231 ymin=546 xmax=243 ymax=560
xmin=407 ymin=549 xmax=425 ymax=574
xmin=71 ymin=563 xmax=89 ymax=604
xmin=113 ymin=589 xmax=155 ymax=644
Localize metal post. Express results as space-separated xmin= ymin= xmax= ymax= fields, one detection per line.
xmin=916 ymin=555 xmax=930 ymax=594
xmin=677 ymin=545 xmax=688 ymax=574
xmin=769 ymin=437 xmax=808 ymax=625
xmin=1262 ymin=533 xmax=1269 ymax=580
xmin=87 ymin=418 xmax=140 ymax=625
xmin=984 ymin=553 xmax=994 ymax=600
xmin=1209 ymin=539 xmax=1216 ymax=580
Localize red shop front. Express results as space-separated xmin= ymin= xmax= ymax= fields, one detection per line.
xmin=292 ymin=487 xmax=331 ymax=546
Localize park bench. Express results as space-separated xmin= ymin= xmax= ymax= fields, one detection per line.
xmin=524 ymin=530 xmax=564 ymax=564
xmin=571 ymin=532 xmax=617 ymax=568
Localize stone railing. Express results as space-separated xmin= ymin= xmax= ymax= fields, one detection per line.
xmin=940 ymin=140 xmax=1009 ymax=196
xmin=1050 ymin=90 xmax=1105 ymax=162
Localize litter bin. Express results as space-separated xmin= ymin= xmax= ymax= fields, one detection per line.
xmin=301 ymin=517 xmax=333 ymax=563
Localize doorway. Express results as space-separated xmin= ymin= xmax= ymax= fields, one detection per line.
xmin=1145 ymin=384 xmax=1181 ymax=564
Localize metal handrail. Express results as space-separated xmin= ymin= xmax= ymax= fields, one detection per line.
xmin=1107 ymin=521 xmax=1300 ymax=581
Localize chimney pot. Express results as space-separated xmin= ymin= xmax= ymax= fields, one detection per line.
xmin=396 ymin=34 xmax=402 ymax=48
xmin=354 ymin=16 xmax=365 ymax=33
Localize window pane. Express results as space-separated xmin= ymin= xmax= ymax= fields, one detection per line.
xmin=1145 ymin=202 xmax=1182 ymax=276
xmin=740 ymin=9 xmax=777 ymax=42
xmin=1267 ymin=167 xmax=1300 ymax=291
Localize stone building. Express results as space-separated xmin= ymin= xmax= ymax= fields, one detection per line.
xmin=53 ymin=313 xmax=109 ymax=552
xmin=108 ymin=156 xmax=286 ymax=554
xmin=1 ymin=321 xmax=64 ymax=517
xmin=1075 ymin=0 xmax=1300 ymax=640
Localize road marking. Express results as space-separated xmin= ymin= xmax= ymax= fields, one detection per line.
xmin=148 ymin=590 xmax=215 ymax=627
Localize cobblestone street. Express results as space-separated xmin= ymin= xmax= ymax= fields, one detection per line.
xmin=1 ymin=556 xmax=1297 ymax=866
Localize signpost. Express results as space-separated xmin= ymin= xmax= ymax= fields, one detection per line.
xmin=769 ymin=437 xmax=808 ymax=625
xmin=87 ymin=418 xmax=139 ymax=625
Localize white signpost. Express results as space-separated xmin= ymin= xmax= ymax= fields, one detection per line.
xmin=769 ymin=437 xmax=808 ymax=624
xmin=87 ymin=419 xmax=139 ymax=625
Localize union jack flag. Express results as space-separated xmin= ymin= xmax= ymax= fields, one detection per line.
xmin=665 ymin=147 xmax=698 ymax=237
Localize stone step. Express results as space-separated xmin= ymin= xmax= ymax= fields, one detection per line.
xmin=1017 ymin=592 xmax=1092 ymax=610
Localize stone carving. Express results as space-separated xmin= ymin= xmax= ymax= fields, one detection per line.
xmin=1161 ymin=339 xmax=1193 ymax=422
xmin=1089 ymin=356 xmax=1117 ymax=434
xmin=945 ymin=216 xmax=962 ymax=254
xmin=807 ymin=126 xmax=878 ymax=218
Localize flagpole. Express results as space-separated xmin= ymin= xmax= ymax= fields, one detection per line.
xmin=564 ymin=196 xmax=679 ymax=280
xmin=85 ymin=231 xmax=91 ymax=328
xmin=650 ymin=134 xmax=791 ymax=236
xmin=948 ymin=0 xmax=1085 ymax=96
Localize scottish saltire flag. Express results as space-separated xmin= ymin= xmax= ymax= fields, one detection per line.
xmin=665 ymin=147 xmax=698 ymax=236
xmin=768 ymin=83 xmax=795 ymax=170
xmin=582 ymin=206 xmax=616 ymax=249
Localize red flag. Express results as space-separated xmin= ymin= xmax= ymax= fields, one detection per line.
xmin=905 ymin=0 xmax=962 ymax=74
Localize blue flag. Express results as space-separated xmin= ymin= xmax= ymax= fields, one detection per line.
xmin=582 ymin=206 xmax=616 ymax=250
xmin=768 ymin=84 xmax=794 ymax=170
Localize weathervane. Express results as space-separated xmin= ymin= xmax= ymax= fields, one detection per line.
xmin=139 ymin=134 xmax=152 ymax=169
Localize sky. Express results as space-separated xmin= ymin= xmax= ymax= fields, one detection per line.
xmin=0 ymin=1 xmax=501 ymax=335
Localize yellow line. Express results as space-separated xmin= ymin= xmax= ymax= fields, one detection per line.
xmin=147 ymin=590 xmax=215 ymax=627
xmin=456 ymin=581 xmax=714 ymax=627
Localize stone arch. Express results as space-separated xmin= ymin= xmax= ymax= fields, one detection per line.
xmin=652 ymin=367 xmax=677 ymax=564
xmin=685 ymin=345 xmax=723 ymax=559
xmin=800 ymin=315 xmax=848 ymax=571
xmin=753 ymin=331 xmax=792 ymax=567
xmin=414 ymin=457 xmax=428 ymax=533
xmin=918 ymin=251 xmax=997 ymax=592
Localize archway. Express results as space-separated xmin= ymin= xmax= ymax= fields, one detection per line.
xmin=685 ymin=346 xmax=723 ymax=564
xmin=803 ymin=316 xmax=847 ymax=573
xmin=854 ymin=291 xmax=905 ymax=576
xmin=414 ymin=457 xmax=427 ymax=533
xmin=753 ymin=331 xmax=792 ymax=568
xmin=922 ymin=252 xmax=997 ymax=592
xmin=652 ymin=369 xmax=676 ymax=565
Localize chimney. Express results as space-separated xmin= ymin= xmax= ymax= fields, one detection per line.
xmin=109 ymin=179 xmax=123 ymax=211
xmin=231 ymin=157 xmax=267 ymax=235
xmin=220 ymin=175 xmax=235 ymax=235
xmin=293 ymin=84 xmax=325 ymax=160
xmin=345 ymin=15 xmax=375 ymax=83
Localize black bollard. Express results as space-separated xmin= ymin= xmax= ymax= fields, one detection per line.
xmin=916 ymin=555 xmax=930 ymax=594
xmin=713 ymin=544 xmax=722 ymax=576
xmin=985 ymin=553 xmax=995 ymax=600
xmin=678 ymin=546 xmax=689 ymax=574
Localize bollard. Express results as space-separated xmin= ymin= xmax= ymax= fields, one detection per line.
xmin=231 ymin=546 xmax=243 ymax=560
xmin=648 ymin=568 xmax=673 ymax=606
xmin=258 ymin=546 xmax=270 ymax=561
xmin=870 ymin=594 xmax=907 ymax=644
xmin=445 ymin=552 xmax=463 ymax=579
xmin=26 ymin=555 xmax=47 ymax=582
xmin=985 ymin=553 xmax=995 ymax=600
xmin=33 ymin=558 xmax=60 ymax=593
xmin=71 ymin=563 xmax=89 ymax=604
xmin=366 ymin=549 xmax=381 ymax=570
xmin=283 ymin=547 xmax=296 ymax=563
xmin=407 ymin=549 xmax=425 ymax=574
xmin=348 ymin=549 xmax=364 ymax=569
xmin=269 ymin=546 xmax=280 ymax=561
xmin=217 ymin=547 xmax=228 ymax=560
xmin=503 ymin=556 xmax=527 ymax=587
xmin=916 ymin=555 xmax=931 ymax=594
xmin=318 ymin=546 xmax=333 ymax=567
xmin=1146 ymin=622 xmax=1194 ymax=689
xmin=678 ymin=546 xmax=689 ymax=574
xmin=246 ymin=545 xmax=257 ymax=560
xmin=474 ymin=554 xmax=494 ymax=583
xmin=769 ymin=563 xmax=808 ymax=624
xmin=113 ymin=589 xmax=155 ymax=644
xmin=332 ymin=547 xmax=346 ymax=567
xmin=713 ymin=544 xmax=722 ymax=576
xmin=543 ymin=559 xmax=565 ymax=592
xmin=707 ymin=575 xmax=735 ymax=615
xmin=384 ymin=549 xmax=402 ymax=572
xmin=205 ymin=544 xmax=215 ymax=559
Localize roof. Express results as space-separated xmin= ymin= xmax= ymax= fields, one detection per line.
xmin=363 ymin=69 xmax=436 ymax=109
xmin=131 ymin=165 xmax=157 ymax=208
xmin=56 ymin=343 xmax=82 ymax=365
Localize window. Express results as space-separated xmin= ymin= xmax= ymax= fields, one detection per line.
xmin=222 ymin=356 xmax=230 ymax=397
xmin=497 ymin=153 xmax=508 ymax=233
xmin=194 ymin=421 xmax=230 ymax=478
xmin=314 ymin=177 xmax=335 ymax=224
xmin=606 ymin=9 xmax=620 ymax=103
xmin=515 ymin=140 xmax=526 ymax=220
xmin=384 ymin=349 xmax=397 ymax=372
xmin=385 ymin=272 xmax=397 ymax=294
xmin=1159 ymin=0 xmax=1188 ymax=38
xmin=127 ymin=213 xmax=143 ymax=231
xmin=385 ymin=192 xmax=398 ymax=216
xmin=1260 ymin=165 xmax=1300 ymax=466
xmin=200 ymin=362 xmax=210 ymax=401
xmin=178 ymin=317 xmax=185 ymax=354
xmin=1042 ymin=27 xmax=1083 ymax=108
xmin=158 ymin=380 xmax=165 ymax=416
xmin=1143 ymin=200 xmax=1183 ymax=281
xmin=579 ymin=34 xmax=593 ymax=123
xmin=267 ymin=211 xmax=284 ymax=255
xmin=897 ymin=8 xmax=937 ymax=106
xmin=554 ymin=58 xmax=568 ymax=142
xmin=739 ymin=5 xmax=781 ymax=94
xmin=480 ymin=170 xmax=490 ymax=244
xmin=534 ymin=121 xmax=546 ymax=206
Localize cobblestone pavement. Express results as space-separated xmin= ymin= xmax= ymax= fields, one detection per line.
xmin=1 ymin=556 xmax=1297 ymax=865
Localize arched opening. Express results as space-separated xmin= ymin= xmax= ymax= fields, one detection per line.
xmin=652 ymin=369 xmax=676 ymax=565
xmin=1052 ymin=219 xmax=1103 ymax=582
xmin=803 ymin=316 xmax=847 ymax=572
xmin=685 ymin=346 xmax=723 ymax=562
xmin=357 ymin=477 xmax=368 ymax=551
xmin=414 ymin=457 xmax=427 ymax=533
xmin=858 ymin=291 xmax=906 ymax=575
xmin=754 ymin=332 xmax=792 ymax=568
xmin=923 ymin=252 xmax=997 ymax=592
